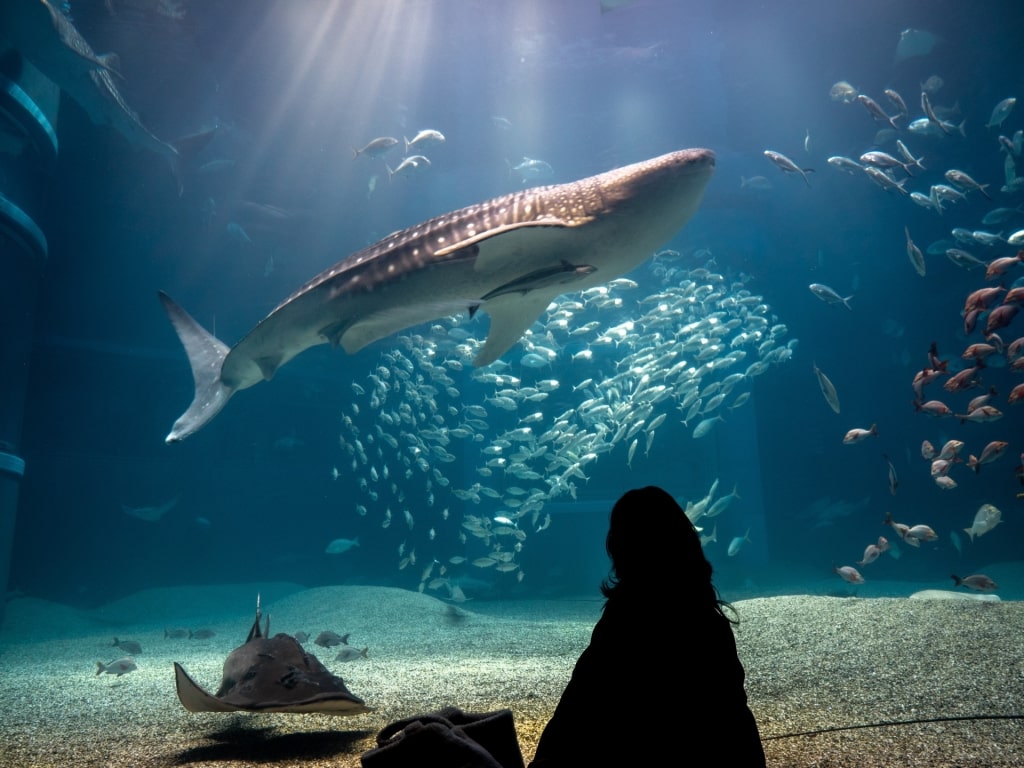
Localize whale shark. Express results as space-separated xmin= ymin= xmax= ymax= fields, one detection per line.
xmin=160 ymin=148 xmax=715 ymax=442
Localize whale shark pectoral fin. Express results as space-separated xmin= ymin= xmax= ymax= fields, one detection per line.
xmin=473 ymin=292 xmax=557 ymax=367
xmin=158 ymin=292 xmax=235 ymax=443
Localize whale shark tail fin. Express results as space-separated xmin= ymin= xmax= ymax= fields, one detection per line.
xmin=158 ymin=291 xmax=235 ymax=443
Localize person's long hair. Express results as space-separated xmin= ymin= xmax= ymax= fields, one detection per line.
xmin=600 ymin=486 xmax=736 ymax=622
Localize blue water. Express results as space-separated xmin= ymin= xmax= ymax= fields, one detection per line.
xmin=6 ymin=0 xmax=1023 ymax=609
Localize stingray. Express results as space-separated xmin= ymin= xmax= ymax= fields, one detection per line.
xmin=173 ymin=596 xmax=371 ymax=715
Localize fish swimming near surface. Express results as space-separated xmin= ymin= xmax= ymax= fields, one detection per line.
xmin=0 ymin=0 xmax=213 ymax=191
xmin=173 ymin=596 xmax=370 ymax=715
xmin=159 ymin=148 xmax=715 ymax=442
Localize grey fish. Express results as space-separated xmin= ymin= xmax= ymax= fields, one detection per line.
xmin=314 ymin=631 xmax=350 ymax=648
xmin=159 ymin=148 xmax=715 ymax=442
xmin=96 ymin=657 xmax=137 ymax=676
xmin=334 ymin=646 xmax=369 ymax=662
xmin=189 ymin=628 xmax=216 ymax=640
xmin=122 ymin=497 xmax=178 ymax=522
xmin=809 ymin=283 xmax=852 ymax=310
xmin=352 ymin=136 xmax=400 ymax=159
xmin=763 ymin=150 xmax=813 ymax=187
xmin=812 ymin=363 xmax=841 ymax=414
xmin=111 ymin=637 xmax=142 ymax=655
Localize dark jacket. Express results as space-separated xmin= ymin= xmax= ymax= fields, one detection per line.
xmin=530 ymin=591 xmax=765 ymax=767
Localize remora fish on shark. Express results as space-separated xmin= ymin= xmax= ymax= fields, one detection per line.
xmin=159 ymin=148 xmax=716 ymax=442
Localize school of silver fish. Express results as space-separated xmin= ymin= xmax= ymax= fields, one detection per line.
xmin=334 ymin=254 xmax=796 ymax=595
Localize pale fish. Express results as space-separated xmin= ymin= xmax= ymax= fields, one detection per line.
xmin=812 ymin=363 xmax=841 ymax=414
xmin=692 ymin=415 xmax=723 ymax=439
xmin=727 ymin=528 xmax=751 ymax=557
xmin=325 ymin=536 xmax=360 ymax=554
xmin=963 ymin=503 xmax=1001 ymax=541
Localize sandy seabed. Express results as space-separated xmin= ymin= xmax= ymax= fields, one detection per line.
xmin=1 ymin=579 xmax=1022 ymax=768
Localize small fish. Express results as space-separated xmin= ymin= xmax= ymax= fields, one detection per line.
xmin=963 ymin=503 xmax=1002 ymax=541
xmin=920 ymin=91 xmax=951 ymax=136
xmin=692 ymin=415 xmax=723 ymax=439
xmin=352 ymin=136 xmax=400 ymax=159
xmin=740 ymin=175 xmax=773 ymax=190
xmin=921 ymin=74 xmax=944 ymax=95
xmin=883 ymin=453 xmax=898 ymax=495
xmin=843 ymin=424 xmax=878 ymax=444
xmin=314 ymin=631 xmax=350 ymax=648
xmin=951 ymin=574 xmax=997 ymax=592
xmin=189 ymin=628 xmax=216 ymax=640
xmin=334 ymin=646 xmax=369 ymax=662
xmin=863 ymin=167 xmax=909 ymax=195
xmin=967 ymin=442 xmax=1010 ymax=472
xmin=96 ymin=657 xmax=137 ymax=676
xmin=404 ymin=129 xmax=445 ymax=153
xmin=905 ymin=226 xmax=926 ymax=276
xmin=122 ymin=497 xmax=178 ymax=522
xmin=111 ymin=637 xmax=142 ymax=655
xmin=986 ymin=98 xmax=1016 ymax=129
xmin=386 ymin=154 xmax=431 ymax=182
xmin=827 ymin=156 xmax=863 ymax=174
xmin=325 ymin=536 xmax=360 ymax=554
xmin=812 ymin=363 xmax=840 ymax=414
xmin=293 ymin=631 xmax=310 ymax=644
xmin=834 ymin=565 xmax=864 ymax=584
xmin=921 ymin=440 xmax=936 ymax=459
xmin=856 ymin=94 xmax=899 ymax=130
xmin=763 ymin=150 xmax=813 ymax=187
xmin=727 ymin=528 xmax=751 ymax=557
xmin=897 ymin=29 xmax=941 ymax=63
xmin=856 ymin=544 xmax=881 ymax=567
xmin=509 ymin=156 xmax=554 ymax=183
xmin=945 ymin=169 xmax=991 ymax=200
xmin=884 ymin=88 xmax=909 ymax=119
xmin=895 ymin=140 xmax=926 ymax=173
xmin=804 ymin=129 xmax=812 ymax=153
xmin=164 ymin=627 xmax=189 ymax=639
xmin=809 ymin=283 xmax=852 ymax=310
xmin=829 ymin=81 xmax=858 ymax=103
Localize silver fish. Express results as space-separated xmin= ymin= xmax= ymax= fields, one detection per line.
xmin=763 ymin=149 xmax=813 ymax=187
xmin=812 ymin=363 xmax=841 ymax=414
xmin=905 ymin=226 xmax=926 ymax=276
xmin=160 ymin=149 xmax=715 ymax=441
xmin=808 ymin=283 xmax=853 ymax=310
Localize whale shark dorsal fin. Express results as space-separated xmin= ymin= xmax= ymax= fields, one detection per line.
xmin=473 ymin=293 xmax=554 ymax=367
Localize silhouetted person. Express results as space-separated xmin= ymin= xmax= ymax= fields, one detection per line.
xmin=529 ymin=486 xmax=765 ymax=767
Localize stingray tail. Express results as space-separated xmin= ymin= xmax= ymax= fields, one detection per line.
xmin=158 ymin=291 xmax=235 ymax=443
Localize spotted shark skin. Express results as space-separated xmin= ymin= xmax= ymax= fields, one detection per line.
xmin=160 ymin=148 xmax=715 ymax=442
